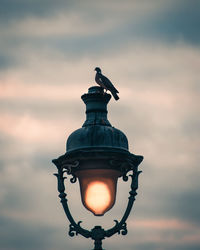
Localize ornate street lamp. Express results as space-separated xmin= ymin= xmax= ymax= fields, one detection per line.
xmin=52 ymin=85 xmax=143 ymax=250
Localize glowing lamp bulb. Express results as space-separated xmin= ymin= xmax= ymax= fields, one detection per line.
xmin=85 ymin=181 xmax=111 ymax=215
xmin=76 ymin=169 xmax=120 ymax=216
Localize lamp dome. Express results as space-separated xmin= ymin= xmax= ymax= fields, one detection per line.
xmin=66 ymin=86 xmax=129 ymax=153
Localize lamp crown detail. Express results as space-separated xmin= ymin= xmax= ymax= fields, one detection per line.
xmin=66 ymin=86 xmax=128 ymax=153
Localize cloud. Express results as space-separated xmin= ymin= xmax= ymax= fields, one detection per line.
xmin=1 ymin=1 xmax=200 ymax=250
xmin=1 ymin=13 xmax=124 ymax=38
xmin=1 ymin=0 xmax=200 ymax=72
xmin=0 ymin=215 xmax=54 ymax=250
xmin=0 ymin=0 xmax=70 ymax=21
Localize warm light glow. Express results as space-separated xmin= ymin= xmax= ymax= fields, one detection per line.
xmin=85 ymin=181 xmax=111 ymax=216
xmin=76 ymin=168 xmax=120 ymax=216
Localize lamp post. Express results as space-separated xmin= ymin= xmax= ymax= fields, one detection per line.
xmin=52 ymin=86 xmax=143 ymax=250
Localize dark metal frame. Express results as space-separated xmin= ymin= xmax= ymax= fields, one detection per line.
xmin=53 ymin=151 xmax=143 ymax=250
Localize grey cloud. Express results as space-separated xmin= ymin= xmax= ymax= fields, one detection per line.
xmin=0 ymin=54 xmax=17 ymax=70
xmin=131 ymin=161 xmax=200 ymax=225
xmin=0 ymin=216 xmax=54 ymax=250
xmin=130 ymin=243 xmax=200 ymax=250
xmin=181 ymin=115 xmax=200 ymax=138
xmin=1 ymin=0 xmax=200 ymax=44
xmin=106 ymin=0 xmax=200 ymax=45
xmin=1 ymin=0 xmax=200 ymax=70
xmin=170 ymin=189 xmax=200 ymax=225
xmin=0 ymin=0 xmax=72 ymax=21
xmin=0 ymin=99 xmax=83 ymax=119
xmin=144 ymin=0 xmax=200 ymax=44
xmin=0 ymin=215 xmax=83 ymax=250
xmin=112 ymin=243 xmax=200 ymax=250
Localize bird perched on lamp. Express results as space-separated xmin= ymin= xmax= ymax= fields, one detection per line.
xmin=94 ymin=67 xmax=119 ymax=100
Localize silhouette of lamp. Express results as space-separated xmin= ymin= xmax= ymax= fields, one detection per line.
xmin=52 ymin=86 xmax=143 ymax=250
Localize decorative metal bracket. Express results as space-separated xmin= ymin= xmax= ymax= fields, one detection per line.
xmin=54 ymin=165 xmax=142 ymax=250
xmin=52 ymin=150 xmax=143 ymax=179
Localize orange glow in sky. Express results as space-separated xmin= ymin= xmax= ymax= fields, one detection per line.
xmin=85 ymin=181 xmax=111 ymax=215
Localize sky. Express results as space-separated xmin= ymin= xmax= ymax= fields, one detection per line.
xmin=0 ymin=0 xmax=200 ymax=249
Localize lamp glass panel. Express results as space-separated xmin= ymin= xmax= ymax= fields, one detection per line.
xmin=76 ymin=169 xmax=120 ymax=216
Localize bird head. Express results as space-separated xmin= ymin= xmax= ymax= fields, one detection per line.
xmin=94 ymin=67 xmax=101 ymax=73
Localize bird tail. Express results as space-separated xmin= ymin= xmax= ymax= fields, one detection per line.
xmin=112 ymin=91 xmax=119 ymax=101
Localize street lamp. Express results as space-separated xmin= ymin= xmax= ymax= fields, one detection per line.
xmin=52 ymin=86 xmax=143 ymax=250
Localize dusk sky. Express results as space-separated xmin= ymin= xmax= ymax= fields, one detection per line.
xmin=0 ymin=1 xmax=200 ymax=250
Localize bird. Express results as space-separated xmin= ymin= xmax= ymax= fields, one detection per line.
xmin=94 ymin=67 xmax=119 ymax=100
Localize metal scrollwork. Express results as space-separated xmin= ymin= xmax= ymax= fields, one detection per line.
xmin=69 ymin=221 xmax=82 ymax=237
xmin=54 ymin=170 xmax=66 ymax=195
xmin=120 ymin=222 xmax=128 ymax=235
xmin=62 ymin=160 xmax=79 ymax=174
xmin=69 ymin=224 xmax=77 ymax=237
xmin=109 ymin=158 xmax=136 ymax=182
xmin=129 ymin=170 xmax=142 ymax=197
xmin=122 ymin=173 xmax=129 ymax=182
xmin=70 ymin=174 xmax=77 ymax=183
xmin=54 ymin=165 xmax=142 ymax=250
xmin=114 ymin=220 xmax=128 ymax=235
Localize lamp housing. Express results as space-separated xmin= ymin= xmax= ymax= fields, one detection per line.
xmin=52 ymin=86 xmax=143 ymax=216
